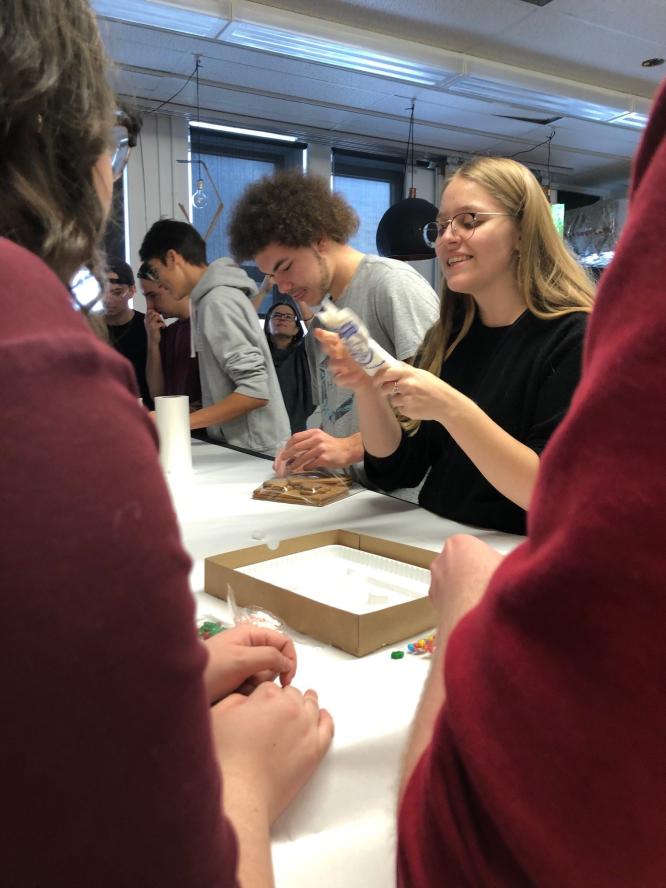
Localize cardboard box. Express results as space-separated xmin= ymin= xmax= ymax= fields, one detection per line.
xmin=204 ymin=529 xmax=437 ymax=656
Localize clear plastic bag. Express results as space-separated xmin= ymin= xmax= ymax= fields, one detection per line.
xmin=226 ymin=583 xmax=288 ymax=633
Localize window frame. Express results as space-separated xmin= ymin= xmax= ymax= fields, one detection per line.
xmin=190 ymin=128 xmax=306 ymax=169
xmin=332 ymin=148 xmax=405 ymax=206
xmin=332 ymin=148 xmax=405 ymax=254
xmin=188 ymin=127 xmax=306 ymax=290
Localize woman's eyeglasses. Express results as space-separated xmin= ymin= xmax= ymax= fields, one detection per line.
xmin=422 ymin=211 xmax=516 ymax=248
xmin=271 ymin=312 xmax=297 ymax=321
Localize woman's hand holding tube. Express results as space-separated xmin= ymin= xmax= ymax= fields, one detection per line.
xmin=313 ymin=328 xmax=374 ymax=392
xmin=372 ymin=364 xmax=464 ymax=424
xmin=316 ymin=317 xmax=538 ymax=510
xmin=313 ymin=328 xmax=401 ymax=457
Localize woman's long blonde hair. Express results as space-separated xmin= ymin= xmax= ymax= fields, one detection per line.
xmin=0 ymin=0 xmax=116 ymax=287
xmin=415 ymin=156 xmax=595 ymax=379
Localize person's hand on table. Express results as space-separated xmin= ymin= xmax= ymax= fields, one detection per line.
xmin=273 ymin=428 xmax=358 ymax=474
xmin=211 ymin=683 xmax=334 ymax=825
xmin=429 ymin=534 xmax=504 ymax=641
xmin=203 ymin=624 xmax=296 ymax=704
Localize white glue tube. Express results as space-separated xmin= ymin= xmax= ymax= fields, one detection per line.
xmin=318 ymin=304 xmax=399 ymax=376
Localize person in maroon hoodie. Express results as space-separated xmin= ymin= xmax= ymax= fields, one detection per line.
xmin=0 ymin=2 xmax=332 ymax=887
xmin=397 ymin=79 xmax=666 ymax=886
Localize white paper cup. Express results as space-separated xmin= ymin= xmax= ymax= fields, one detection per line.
xmin=155 ymin=395 xmax=192 ymax=476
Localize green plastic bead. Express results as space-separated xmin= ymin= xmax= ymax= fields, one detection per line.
xmin=391 ymin=650 xmax=405 ymax=659
xmin=198 ymin=621 xmax=225 ymax=638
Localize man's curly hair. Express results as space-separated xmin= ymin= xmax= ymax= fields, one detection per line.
xmin=228 ymin=169 xmax=359 ymax=263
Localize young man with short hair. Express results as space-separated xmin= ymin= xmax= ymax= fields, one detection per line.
xmin=103 ymin=257 xmax=152 ymax=406
xmin=137 ymin=263 xmax=201 ymax=410
xmin=228 ymin=169 xmax=440 ymax=474
xmin=139 ymin=220 xmax=290 ymax=455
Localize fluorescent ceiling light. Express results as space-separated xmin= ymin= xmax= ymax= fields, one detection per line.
xmin=447 ymin=75 xmax=626 ymax=122
xmin=608 ymin=111 xmax=649 ymax=129
xmin=222 ymin=22 xmax=452 ymax=84
xmin=191 ymin=120 xmax=298 ymax=141
xmin=92 ymin=0 xmax=229 ymax=38
xmin=219 ymin=2 xmax=460 ymax=86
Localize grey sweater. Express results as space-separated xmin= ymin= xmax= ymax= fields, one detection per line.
xmin=190 ymin=259 xmax=290 ymax=455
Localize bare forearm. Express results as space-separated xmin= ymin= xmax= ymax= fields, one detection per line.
xmin=221 ymin=783 xmax=274 ymax=888
xmin=355 ymin=385 xmax=403 ymax=458
xmin=146 ymin=345 xmax=165 ymax=399
xmin=189 ymin=393 xmax=268 ymax=430
xmin=437 ymin=393 xmax=539 ymax=510
xmin=399 ymin=536 xmax=505 ymax=804
xmin=399 ymin=641 xmax=445 ymax=803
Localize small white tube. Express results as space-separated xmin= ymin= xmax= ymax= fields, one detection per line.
xmin=318 ymin=304 xmax=399 ymax=375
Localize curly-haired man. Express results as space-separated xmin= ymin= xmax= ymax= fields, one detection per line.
xmin=229 ymin=169 xmax=439 ymax=474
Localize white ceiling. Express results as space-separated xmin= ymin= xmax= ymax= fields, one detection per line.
xmin=96 ymin=0 xmax=666 ymax=193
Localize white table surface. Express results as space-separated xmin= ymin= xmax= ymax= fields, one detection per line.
xmin=168 ymin=440 xmax=523 ymax=888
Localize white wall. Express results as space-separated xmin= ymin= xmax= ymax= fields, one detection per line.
xmin=125 ymin=113 xmax=190 ymax=312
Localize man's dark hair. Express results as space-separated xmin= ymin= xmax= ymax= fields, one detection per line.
xmin=228 ymin=169 xmax=359 ymax=263
xmin=139 ymin=219 xmax=207 ymax=266
xmin=136 ymin=261 xmax=156 ymax=281
xmin=106 ymin=257 xmax=135 ymax=286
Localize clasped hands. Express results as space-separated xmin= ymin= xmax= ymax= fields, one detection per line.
xmin=203 ymin=622 xmax=297 ymax=703
xmin=205 ymin=623 xmax=334 ymax=825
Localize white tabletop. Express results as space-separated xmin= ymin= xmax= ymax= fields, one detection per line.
xmin=169 ymin=440 xmax=522 ymax=888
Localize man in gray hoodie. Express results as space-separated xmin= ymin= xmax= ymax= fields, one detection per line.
xmin=139 ymin=220 xmax=290 ymax=455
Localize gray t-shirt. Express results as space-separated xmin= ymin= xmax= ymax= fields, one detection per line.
xmin=307 ymin=254 xmax=440 ymax=439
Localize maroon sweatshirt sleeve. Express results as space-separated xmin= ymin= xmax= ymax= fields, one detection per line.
xmin=398 ymin=79 xmax=666 ymax=888
xmin=1 ymin=239 xmax=238 ymax=886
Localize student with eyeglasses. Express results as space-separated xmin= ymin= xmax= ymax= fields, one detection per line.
xmin=264 ymin=301 xmax=314 ymax=433
xmin=0 ymin=1 xmax=332 ymax=885
xmin=316 ymin=156 xmax=595 ymax=534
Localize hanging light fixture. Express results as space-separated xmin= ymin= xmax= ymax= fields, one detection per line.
xmin=191 ymin=56 xmax=208 ymax=209
xmin=376 ymin=101 xmax=438 ymax=261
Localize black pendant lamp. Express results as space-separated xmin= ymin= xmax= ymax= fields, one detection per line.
xmin=376 ymin=101 xmax=438 ymax=261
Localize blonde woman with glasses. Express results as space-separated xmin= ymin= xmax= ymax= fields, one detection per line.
xmin=316 ymin=156 xmax=595 ymax=533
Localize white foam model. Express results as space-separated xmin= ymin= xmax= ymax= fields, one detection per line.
xmin=237 ymin=545 xmax=429 ymax=614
